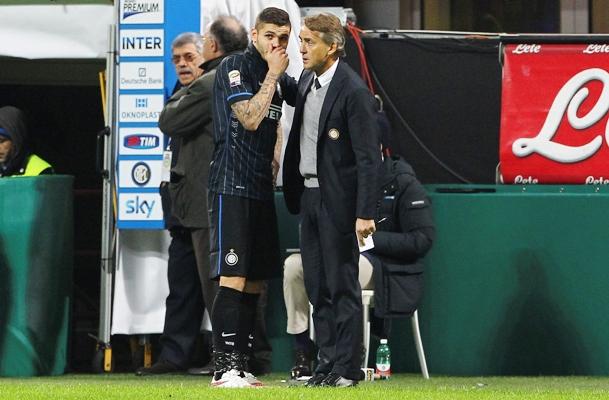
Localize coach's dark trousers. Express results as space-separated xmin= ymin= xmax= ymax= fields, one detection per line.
xmin=300 ymin=187 xmax=363 ymax=380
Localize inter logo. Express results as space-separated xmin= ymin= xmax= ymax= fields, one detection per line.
xmin=131 ymin=162 xmax=151 ymax=186
xmin=225 ymin=249 xmax=239 ymax=266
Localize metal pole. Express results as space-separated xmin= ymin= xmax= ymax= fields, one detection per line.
xmin=96 ymin=22 xmax=117 ymax=372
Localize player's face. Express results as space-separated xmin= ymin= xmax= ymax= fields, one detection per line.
xmin=172 ymin=43 xmax=202 ymax=86
xmin=252 ymin=23 xmax=290 ymax=60
xmin=299 ymin=25 xmax=335 ymax=75
xmin=0 ymin=137 xmax=13 ymax=163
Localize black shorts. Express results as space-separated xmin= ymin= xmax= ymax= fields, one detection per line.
xmin=208 ymin=192 xmax=281 ymax=280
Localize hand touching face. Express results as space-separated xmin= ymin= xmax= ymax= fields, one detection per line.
xmin=252 ymin=22 xmax=291 ymax=72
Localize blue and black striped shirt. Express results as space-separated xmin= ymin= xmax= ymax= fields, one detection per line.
xmin=208 ymin=43 xmax=295 ymax=201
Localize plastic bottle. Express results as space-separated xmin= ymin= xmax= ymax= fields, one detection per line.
xmin=375 ymin=338 xmax=391 ymax=379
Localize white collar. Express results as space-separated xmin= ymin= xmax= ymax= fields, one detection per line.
xmin=314 ymin=58 xmax=339 ymax=89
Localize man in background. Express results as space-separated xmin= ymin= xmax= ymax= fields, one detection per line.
xmin=0 ymin=105 xmax=52 ymax=177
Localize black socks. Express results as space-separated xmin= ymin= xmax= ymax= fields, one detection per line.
xmin=237 ymin=292 xmax=259 ymax=353
xmin=211 ymin=286 xmax=242 ymax=353
xmin=294 ymin=330 xmax=313 ymax=353
xmin=211 ymin=286 xmax=260 ymax=363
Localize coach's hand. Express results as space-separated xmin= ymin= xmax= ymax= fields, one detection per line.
xmin=356 ymin=218 xmax=376 ymax=247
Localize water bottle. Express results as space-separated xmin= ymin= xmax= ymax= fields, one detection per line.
xmin=375 ymin=338 xmax=391 ymax=379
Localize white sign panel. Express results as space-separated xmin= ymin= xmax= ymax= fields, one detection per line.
xmin=120 ymin=29 xmax=164 ymax=57
xmin=118 ymin=192 xmax=163 ymax=221
xmin=118 ymin=160 xmax=163 ymax=189
xmin=119 ymin=94 xmax=164 ymax=123
xmin=119 ymin=127 xmax=164 ymax=156
xmin=120 ymin=0 xmax=164 ymax=24
xmin=120 ymin=62 xmax=164 ymax=90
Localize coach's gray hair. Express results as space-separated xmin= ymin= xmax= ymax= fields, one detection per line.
xmin=171 ymin=32 xmax=203 ymax=54
xmin=304 ymin=13 xmax=346 ymax=58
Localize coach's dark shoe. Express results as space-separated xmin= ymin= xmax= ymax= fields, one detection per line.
xmin=304 ymin=372 xmax=327 ymax=387
xmin=320 ymin=372 xmax=358 ymax=387
xmin=135 ymin=360 xmax=182 ymax=376
xmin=290 ymin=349 xmax=313 ymax=379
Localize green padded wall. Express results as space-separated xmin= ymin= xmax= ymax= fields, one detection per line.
xmin=408 ymin=185 xmax=609 ymax=375
xmin=0 ymin=176 xmax=74 ymax=376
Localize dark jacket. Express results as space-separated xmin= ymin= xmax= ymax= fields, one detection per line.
xmin=158 ymin=56 xmax=224 ymax=228
xmin=282 ymin=59 xmax=381 ymax=233
xmin=0 ymin=106 xmax=53 ymax=177
xmin=367 ymin=155 xmax=435 ymax=318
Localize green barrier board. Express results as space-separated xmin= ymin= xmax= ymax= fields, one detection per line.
xmin=0 ymin=176 xmax=74 ymax=377
xmin=412 ymin=185 xmax=609 ymax=375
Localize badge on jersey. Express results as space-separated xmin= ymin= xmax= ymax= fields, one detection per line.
xmin=228 ymin=70 xmax=241 ymax=87
xmin=225 ymin=248 xmax=239 ymax=266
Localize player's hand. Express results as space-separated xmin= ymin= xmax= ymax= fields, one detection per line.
xmin=356 ymin=218 xmax=376 ymax=247
xmin=266 ymin=44 xmax=289 ymax=75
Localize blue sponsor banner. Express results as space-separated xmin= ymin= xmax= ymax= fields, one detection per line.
xmin=116 ymin=0 xmax=199 ymax=229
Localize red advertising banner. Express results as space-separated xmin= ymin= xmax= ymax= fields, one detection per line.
xmin=500 ymin=43 xmax=609 ymax=184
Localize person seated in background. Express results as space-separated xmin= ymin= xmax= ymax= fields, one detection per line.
xmin=0 ymin=106 xmax=53 ymax=177
xmin=283 ymin=140 xmax=435 ymax=379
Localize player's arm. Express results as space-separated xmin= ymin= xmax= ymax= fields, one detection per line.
xmin=231 ymin=46 xmax=289 ymax=131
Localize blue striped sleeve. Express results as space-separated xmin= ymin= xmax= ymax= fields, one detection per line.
xmin=219 ymin=54 xmax=253 ymax=105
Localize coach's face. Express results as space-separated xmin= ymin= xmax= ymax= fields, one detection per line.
xmin=172 ymin=43 xmax=203 ymax=86
xmin=252 ymin=23 xmax=291 ymax=60
xmin=299 ymin=25 xmax=335 ymax=75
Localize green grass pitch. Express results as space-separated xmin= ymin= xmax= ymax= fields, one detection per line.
xmin=2 ymin=374 xmax=609 ymax=399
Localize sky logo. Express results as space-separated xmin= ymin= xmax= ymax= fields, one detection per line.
xmin=125 ymin=196 xmax=156 ymax=218
xmin=124 ymin=134 xmax=159 ymax=150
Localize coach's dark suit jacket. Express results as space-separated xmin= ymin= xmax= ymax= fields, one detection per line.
xmin=283 ymin=59 xmax=381 ymax=232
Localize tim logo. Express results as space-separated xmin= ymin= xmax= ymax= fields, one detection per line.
xmin=125 ymin=196 xmax=155 ymax=218
xmin=122 ymin=0 xmax=160 ymax=20
xmin=124 ymin=134 xmax=159 ymax=150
